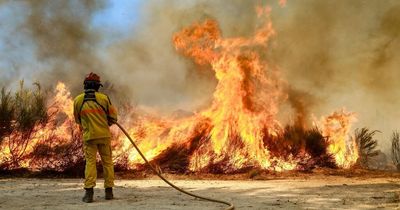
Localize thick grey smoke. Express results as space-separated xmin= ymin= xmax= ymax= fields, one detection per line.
xmin=1 ymin=0 xmax=400 ymax=151
xmin=270 ymin=0 xmax=400 ymax=152
xmin=103 ymin=0 xmax=268 ymax=112
xmin=108 ymin=0 xmax=400 ymax=152
xmin=0 ymin=0 xmax=104 ymax=93
xmin=24 ymin=0 xmax=105 ymax=94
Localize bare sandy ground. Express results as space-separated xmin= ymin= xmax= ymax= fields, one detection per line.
xmin=1 ymin=176 xmax=400 ymax=210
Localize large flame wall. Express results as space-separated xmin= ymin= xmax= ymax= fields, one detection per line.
xmin=0 ymin=6 xmax=359 ymax=173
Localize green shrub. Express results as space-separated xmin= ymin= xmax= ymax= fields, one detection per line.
xmin=14 ymin=81 xmax=47 ymax=133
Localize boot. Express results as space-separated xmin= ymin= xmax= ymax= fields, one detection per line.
xmin=105 ymin=187 xmax=113 ymax=200
xmin=82 ymin=188 xmax=94 ymax=203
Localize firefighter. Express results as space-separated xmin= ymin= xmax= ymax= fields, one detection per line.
xmin=73 ymin=72 xmax=118 ymax=203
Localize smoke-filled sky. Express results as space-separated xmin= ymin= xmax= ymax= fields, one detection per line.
xmin=1 ymin=0 xmax=400 ymax=152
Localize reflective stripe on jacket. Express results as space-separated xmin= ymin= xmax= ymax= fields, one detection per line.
xmin=73 ymin=90 xmax=118 ymax=141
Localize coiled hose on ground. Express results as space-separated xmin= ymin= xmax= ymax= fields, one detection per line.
xmin=115 ymin=122 xmax=235 ymax=210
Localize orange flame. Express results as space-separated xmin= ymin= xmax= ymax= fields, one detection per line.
xmin=278 ymin=0 xmax=287 ymax=8
xmin=317 ymin=109 xmax=359 ymax=168
xmin=0 ymin=5 xmax=360 ymax=173
xmin=0 ymin=82 xmax=80 ymax=170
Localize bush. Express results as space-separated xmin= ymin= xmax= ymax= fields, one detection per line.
xmin=0 ymin=81 xmax=48 ymax=169
xmin=0 ymin=87 xmax=14 ymax=140
xmin=14 ymin=81 xmax=47 ymax=133
xmin=391 ymin=131 xmax=400 ymax=170
xmin=29 ymin=125 xmax=84 ymax=173
xmin=354 ymin=128 xmax=379 ymax=168
xmin=263 ymin=125 xmax=335 ymax=170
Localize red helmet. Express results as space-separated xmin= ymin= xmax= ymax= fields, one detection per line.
xmin=83 ymin=72 xmax=103 ymax=86
xmin=84 ymin=72 xmax=101 ymax=83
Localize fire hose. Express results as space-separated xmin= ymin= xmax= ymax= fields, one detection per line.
xmin=115 ymin=122 xmax=235 ymax=210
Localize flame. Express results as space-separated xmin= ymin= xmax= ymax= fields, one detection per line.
xmin=278 ymin=0 xmax=287 ymax=7
xmin=0 ymin=5 xmax=360 ymax=173
xmin=0 ymin=82 xmax=80 ymax=170
xmin=54 ymin=82 xmax=74 ymax=119
xmin=172 ymin=8 xmax=291 ymax=171
xmin=114 ymin=7 xmax=359 ymax=171
xmin=317 ymin=109 xmax=359 ymax=168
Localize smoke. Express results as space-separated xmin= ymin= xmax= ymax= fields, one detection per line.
xmin=119 ymin=0 xmax=400 ymax=151
xmin=0 ymin=0 xmax=104 ymax=93
xmin=103 ymin=0 xmax=262 ymax=112
xmin=24 ymin=0 xmax=105 ymax=94
xmin=270 ymin=0 xmax=400 ymax=152
xmin=285 ymin=87 xmax=317 ymax=128
xmin=1 ymin=0 xmax=400 ymax=150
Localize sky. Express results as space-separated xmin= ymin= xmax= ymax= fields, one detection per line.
xmin=91 ymin=0 xmax=143 ymax=42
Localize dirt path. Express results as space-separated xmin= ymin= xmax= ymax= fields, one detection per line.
xmin=1 ymin=177 xmax=400 ymax=209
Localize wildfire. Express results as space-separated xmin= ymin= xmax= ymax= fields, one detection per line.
xmin=0 ymin=82 xmax=81 ymax=171
xmin=317 ymin=110 xmax=359 ymax=168
xmin=172 ymin=8 xmax=287 ymax=171
xmin=0 ymin=6 xmax=359 ymax=173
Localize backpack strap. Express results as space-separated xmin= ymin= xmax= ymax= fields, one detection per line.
xmin=78 ymin=90 xmax=109 ymax=122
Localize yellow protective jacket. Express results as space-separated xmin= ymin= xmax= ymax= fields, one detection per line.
xmin=73 ymin=89 xmax=118 ymax=141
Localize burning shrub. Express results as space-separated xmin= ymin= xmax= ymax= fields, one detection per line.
xmin=276 ymin=125 xmax=306 ymax=157
xmin=354 ymin=128 xmax=379 ymax=168
xmin=305 ymin=128 xmax=327 ymax=157
xmin=391 ymin=131 xmax=400 ymax=170
xmin=264 ymin=125 xmax=305 ymax=162
xmin=304 ymin=128 xmax=335 ymax=168
xmin=29 ymin=122 xmax=83 ymax=173
xmin=143 ymin=143 xmax=190 ymax=173
xmin=0 ymin=87 xmax=14 ymax=141
xmin=264 ymin=125 xmax=335 ymax=170
xmin=0 ymin=81 xmax=47 ymax=138
xmin=0 ymin=81 xmax=133 ymax=176
xmin=0 ymin=81 xmax=48 ymax=169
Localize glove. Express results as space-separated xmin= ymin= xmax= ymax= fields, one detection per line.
xmin=108 ymin=117 xmax=117 ymax=126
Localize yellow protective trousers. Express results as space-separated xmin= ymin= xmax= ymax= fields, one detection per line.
xmin=83 ymin=138 xmax=115 ymax=188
